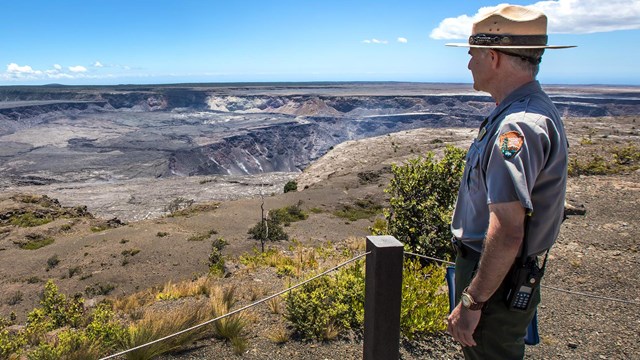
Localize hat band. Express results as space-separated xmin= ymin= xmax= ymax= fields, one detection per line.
xmin=469 ymin=34 xmax=548 ymax=46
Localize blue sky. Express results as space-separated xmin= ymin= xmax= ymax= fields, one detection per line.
xmin=1 ymin=0 xmax=639 ymax=86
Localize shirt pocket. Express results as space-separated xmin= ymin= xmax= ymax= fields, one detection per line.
xmin=466 ymin=143 xmax=482 ymax=191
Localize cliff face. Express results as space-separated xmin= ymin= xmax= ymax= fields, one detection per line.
xmin=0 ymin=84 xmax=638 ymax=185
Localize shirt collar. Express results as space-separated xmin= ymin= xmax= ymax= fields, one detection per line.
xmin=487 ymin=80 xmax=542 ymax=125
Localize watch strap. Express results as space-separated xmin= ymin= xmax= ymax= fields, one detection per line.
xmin=462 ymin=287 xmax=485 ymax=311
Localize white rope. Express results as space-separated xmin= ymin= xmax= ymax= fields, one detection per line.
xmin=403 ymin=251 xmax=640 ymax=305
xmin=541 ymin=285 xmax=640 ymax=305
xmin=99 ymin=251 xmax=369 ymax=360
xmin=403 ymin=251 xmax=455 ymax=265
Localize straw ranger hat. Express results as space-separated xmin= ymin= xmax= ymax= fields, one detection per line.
xmin=446 ymin=4 xmax=575 ymax=49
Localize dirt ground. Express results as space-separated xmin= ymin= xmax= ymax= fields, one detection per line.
xmin=1 ymin=116 xmax=639 ymax=359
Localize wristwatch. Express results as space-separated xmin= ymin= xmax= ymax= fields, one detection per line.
xmin=461 ymin=287 xmax=485 ymax=311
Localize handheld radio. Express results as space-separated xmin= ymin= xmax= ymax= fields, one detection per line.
xmin=504 ymin=215 xmax=548 ymax=312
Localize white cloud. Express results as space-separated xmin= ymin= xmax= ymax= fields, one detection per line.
xmin=397 ymin=37 xmax=408 ymax=43
xmin=363 ymin=38 xmax=388 ymax=44
xmin=69 ymin=65 xmax=88 ymax=73
xmin=1 ymin=61 xmax=136 ymax=83
xmin=430 ymin=0 xmax=640 ymax=39
xmin=7 ymin=63 xmax=36 ymax=74
xmin=94 ymin=61 xmax=104 ymax=68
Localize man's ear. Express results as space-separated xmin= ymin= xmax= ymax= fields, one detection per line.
xmin=488 ymin=49 xmax=501 ymax=69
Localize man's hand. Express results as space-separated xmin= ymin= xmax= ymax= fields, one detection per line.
xmin=447 ymin=303 xmax=481 ymax=347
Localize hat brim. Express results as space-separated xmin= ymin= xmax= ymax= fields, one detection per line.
xmin=446 ymin=43 xmax=576 ymax=49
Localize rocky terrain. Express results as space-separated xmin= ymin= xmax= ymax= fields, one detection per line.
xmin=0 ymin=83 xmax=639 ymax=359
xmin=1 ymin=83 xmax=638 ymax=221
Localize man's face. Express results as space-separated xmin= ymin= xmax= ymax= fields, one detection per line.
xmin=467 ymin=48 xmax=491 ymax=92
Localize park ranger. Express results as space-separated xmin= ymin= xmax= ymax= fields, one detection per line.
xmin=445 ymin=4 xmax=574 ymax=359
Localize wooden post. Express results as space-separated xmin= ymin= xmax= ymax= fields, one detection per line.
xmin=363 ymin=235 xmax=404 ymax=360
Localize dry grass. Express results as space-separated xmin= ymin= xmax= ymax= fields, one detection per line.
xmin=155 ymin=278 xmax=212 ymax=301
xmin=266 ymin=297 xmax=283 ymax=314
xmin=209 ymin=286 xmax=250 ymax=355
xmin=267 ymin=325 xmax=290 ymax=344
xmin=113 ymin=289 xmax=156 ymax=318
xmin=121 ymin=303 xmax=211 ymax=360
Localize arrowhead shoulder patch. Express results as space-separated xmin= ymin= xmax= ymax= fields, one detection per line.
xmin=499 ymin=131 xmax=524 ymax=159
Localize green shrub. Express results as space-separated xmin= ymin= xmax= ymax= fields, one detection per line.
xmin=285 ymin=260 xmax=365 ymax=340
xmin=248 ymin=218 xmax=288 ymax=242
xmin=1 ymin=328 xmax=26 ymax=358
xmin=85 ymin=283 xmax=115 ymax=297
xmin=209 ymin=238 xmax=228 ymax=276
xmin=379 ymin=145 xmax=465 ymax=260
xmin=46 ymin=255 xmax=60 ymax=270
xmin=85 ymin=303 xmax=127 ymax=353
xmin=612 ymin=143 xmax=640 ymax=166
xmin=284 ymin=258 xmax=449 ymax=341
xmin=568 ymin=143 xmax=640 ymax=176
xmin=22 ymin=281 xmax=85 ymax=348
xmin=27 ymin=328 xmax=103 ymax=360
xmin=90 ymin=225 xmax=109 ymax=232
xmin=333 ymin=198 xmax=382 ymax=221
xmin=269 ymin=204 xmax=308 ymax=225
xmin=39 ymin=281 xmax=84 ymax=329
xmin=284 ymin=180 xmax=298 ymax=193
xmin=400 ymin=260 xmax=449 ymax=338
xmin=10 ymin=213 xmax=53 ymax=227
xmin=19 ymin=234 xmax=55 ymax=250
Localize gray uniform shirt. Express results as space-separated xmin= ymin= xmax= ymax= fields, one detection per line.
xmin=451 ymin=81 xmax=568 ymax=257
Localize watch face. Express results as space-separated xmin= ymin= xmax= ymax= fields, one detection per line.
xmin=461 ymin=293 xmax=471 ymax=307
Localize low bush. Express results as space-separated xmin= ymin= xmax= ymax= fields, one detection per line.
xmin=19 ymin=234 xmax=55 ymax=250
xmin=248 ymin=218 xmax=288 ymax=242
xmin=10 ymin=213 xmax=53 ymax=227
xmin=85 ymin=283 xmax=115 ymax=297
xmin=7 ymin=291 xmax=23 ymax=306
xmin=209 ymin=238 xmax=228 ymax=276
xmin=379 ymin=145 xmax=466 ymax=260
xmin=400 ymin=259 xmax=449 ymax=338
xmin=0 ymin=328 xmax=26 ymax=358
xmin=332 ymin=198 xmax=382 ymax=221
xmin=283 ymin=180 xmax=298 ymax=193
xmin=284 ymin=259 xmax=449 ymax=341
xmin=269 ymin=203 xmax=308 ymax=225
xmin=285 ymin=260 xmax=365 ymax=340
xmin=568 ymin=143 xmax=640 ymax=176
xmin=46 ymin=255 xmax=60 ymax=270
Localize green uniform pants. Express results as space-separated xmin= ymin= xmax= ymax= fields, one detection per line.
xmin=454 ymin=252 xmax=540 ymax=360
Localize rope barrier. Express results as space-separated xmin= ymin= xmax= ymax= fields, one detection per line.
xmin=99 ymin=251 xmax=370 ymax=360
xmin=541 ymin=285 xmax=640 ymax=305
xmin=403 ymin=251 xmax=455 ymax=265
xmin=403 ymin=250 xmax=639 ymax=306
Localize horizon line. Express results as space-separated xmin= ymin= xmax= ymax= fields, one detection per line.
xmin=1 ymin=80 xmax=639 ymax=89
